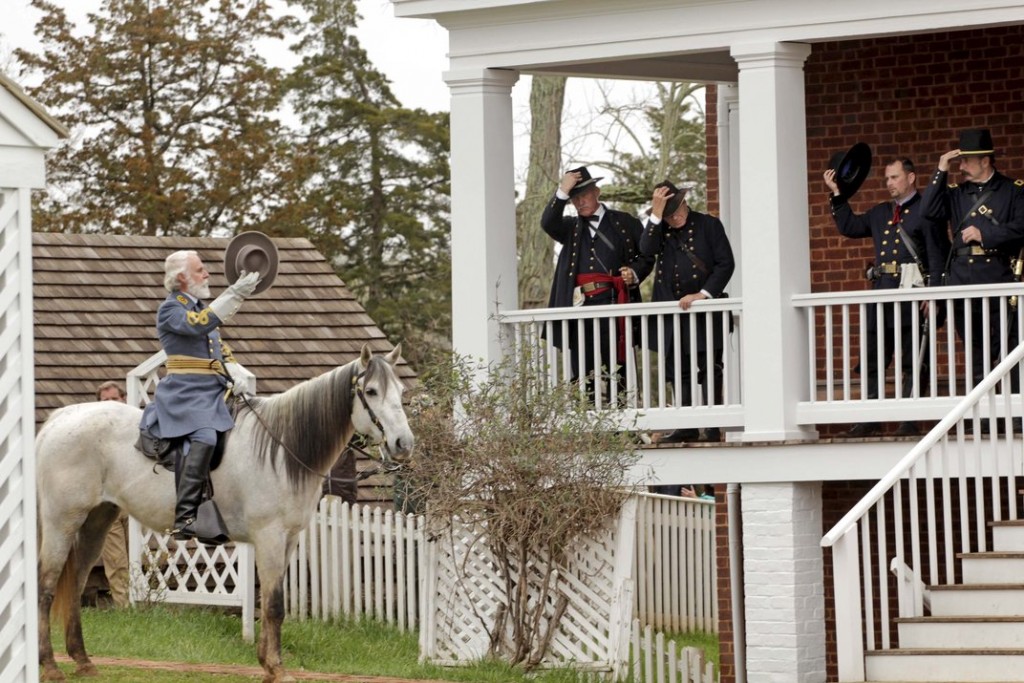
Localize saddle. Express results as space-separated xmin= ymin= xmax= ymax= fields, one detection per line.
xmin=135 ymin=429 xmax=227 ymax=473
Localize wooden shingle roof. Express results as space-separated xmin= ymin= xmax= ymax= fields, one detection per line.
xmin=32 ymin=232 xmax=416 ymax=425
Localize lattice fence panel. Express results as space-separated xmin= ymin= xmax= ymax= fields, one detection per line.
xmin=423 ymin=499 xmax=636 ymax=674
xmin=129 ymin=519 xmax=255 ymax=641
xmin=0 ymin=188 xmax=37 ymax=683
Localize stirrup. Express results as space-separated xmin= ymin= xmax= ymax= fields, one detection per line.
xmin=169 ymin=518 xmax=196 ymax=541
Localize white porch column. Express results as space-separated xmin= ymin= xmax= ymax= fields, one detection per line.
xmin=742 ymin=482 xmax=827 ymax=683
xmin=444 ymin=68 xmax=520 ymax=367
xmin=731 ymin=42 xmax=816 ymax=442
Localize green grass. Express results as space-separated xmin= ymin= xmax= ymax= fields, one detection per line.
xmin=671 ymin=630 xmax=719 ymax=669
xmin=46 ymin=604 xmax=610 ymax=681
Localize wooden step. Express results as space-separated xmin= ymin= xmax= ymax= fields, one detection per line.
xmin=896 ymin=615 xmax=1024 ymax=648
xmin=866 ymin=649 xmax=1024 ymax=682
xmin=929 ymin=584 xmax=1024 ymax=616
xmin=958 ymin=552 xmax=1024 ymax=584
xmin=991 ymin=520 xmax=1024 ymax=552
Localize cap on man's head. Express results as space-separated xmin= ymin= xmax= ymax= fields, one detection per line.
xmin=958 ymin=128 xmax=995 ymax=156
xmin=567 ymin=165 xmax=603 ymax=197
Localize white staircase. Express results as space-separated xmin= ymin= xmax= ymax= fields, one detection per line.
xmin=866 ymin=519 xmax=1024 ymax=682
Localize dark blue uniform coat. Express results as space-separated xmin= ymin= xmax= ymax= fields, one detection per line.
xmin=638 ymin=210 xmax=734 ymax=391
xmin=830 ymin=192 xmax=949 ymax=397
xmin=921 ymin=168 xmax=1024 ymax=385
xmin=540 ymin=196 xmax=654 ymax=349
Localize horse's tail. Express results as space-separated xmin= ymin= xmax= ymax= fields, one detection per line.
xmin=51 ymin=543 xmax=79 ymax=629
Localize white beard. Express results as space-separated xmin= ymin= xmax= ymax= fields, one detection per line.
xmin=189 ymin=277 xmax=211 ymax=301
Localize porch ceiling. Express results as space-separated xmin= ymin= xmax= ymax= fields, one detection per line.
xmin=395 ymin=0 xmax=1024 ymax=83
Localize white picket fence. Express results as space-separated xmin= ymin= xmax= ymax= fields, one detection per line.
xmin=284 ymin=494 xmax=719 ymax=681
xmin=635 ymin=494 xmax=718 ymax=634
xmin=284 ymin=496 xmax=424 ymax=630
xmin=631 ymin=620 xmax=718 ymax=683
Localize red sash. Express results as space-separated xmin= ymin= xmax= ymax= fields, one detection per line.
xmin=575 ymin=273 xmax=629 ymax=362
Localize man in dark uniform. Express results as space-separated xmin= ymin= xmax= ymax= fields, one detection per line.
xmin=920 ymin=129 xmax=1024 ymax=391
xmin=140 ymin=250 xmax=259 ymax=540
xmin=640 ymin=181 xmax=735 ymax=444
xmin=541 ymin=166 xmax=654 ymax=403
xmin=826 ymin=158 xmax=950 ymax=437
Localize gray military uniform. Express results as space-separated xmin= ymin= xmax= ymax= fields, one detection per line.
xmin=140 ymin=291 xmax=234 ymax=439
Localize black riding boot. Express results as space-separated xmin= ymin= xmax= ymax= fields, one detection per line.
xmin=172 ymin=442 xmax=215 ymax=540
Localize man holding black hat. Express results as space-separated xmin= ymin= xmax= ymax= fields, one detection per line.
xmin=140 ymin=250 xmax=260 ymax=540
xmin=641 ymin=181 xmax=735 ymax=444
xmin=825 ymin=156 xmax=949 ymax=437
xmin=541 ymin=166 xmax=654 ymax=401
xmin=920 ymin=128 xmax=1024 ymax=390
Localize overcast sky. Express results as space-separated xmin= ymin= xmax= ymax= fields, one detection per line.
xmin=1 ymin=0 xmax=663 ymax=187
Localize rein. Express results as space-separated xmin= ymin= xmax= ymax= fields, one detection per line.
xmin=230 ymin=366 xmax=402 ymax=486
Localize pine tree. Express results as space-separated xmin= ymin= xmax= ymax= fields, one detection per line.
xmin=17 ymin=0 xmax=295 ymax=236
xmin=282 ymin=0 xmax=451 ymax=368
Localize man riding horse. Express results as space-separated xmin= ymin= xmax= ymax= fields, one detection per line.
xmin=139 ymin=234 xmax=274 ymax=541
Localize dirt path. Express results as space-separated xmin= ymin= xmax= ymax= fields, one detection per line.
xmin=55 ymin=655 xmax=457 ymax=682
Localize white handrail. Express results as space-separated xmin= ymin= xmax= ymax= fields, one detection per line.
xmin=821 ymin=338 xmax=1024 ymax=549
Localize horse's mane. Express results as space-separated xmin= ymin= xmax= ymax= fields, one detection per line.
xmin=240 ymin=356 xmax=393 ymax=491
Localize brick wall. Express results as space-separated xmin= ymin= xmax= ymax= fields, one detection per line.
xmin=705 ymin=25 xmax=1024 ymax=682
xmin=805 ymin=26 xmax=1024 ymax=294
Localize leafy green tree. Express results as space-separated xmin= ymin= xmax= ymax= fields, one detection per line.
xmin=17 ymin=0 xmax=295 ymax=236
xmin=282 ymin=0 xmax=451 ymax=369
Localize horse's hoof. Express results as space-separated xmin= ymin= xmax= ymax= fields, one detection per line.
xmin=74 ymin=662 xmax=99 ymax=677
xmin=40 ymin=667 xmax=66 ymax=681
xmin=262 ymin=671 xmax=295 ymax=683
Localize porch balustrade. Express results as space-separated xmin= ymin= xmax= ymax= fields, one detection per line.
xmin=500 ymin=282 xmax=1024 ymax=434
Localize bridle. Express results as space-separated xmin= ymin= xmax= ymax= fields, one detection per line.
xmin=230 ymin=364 xmax=403 ymax=486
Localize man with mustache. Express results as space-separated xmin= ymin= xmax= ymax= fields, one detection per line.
xmin=921 ymin=129 xmax=1024 ymax=394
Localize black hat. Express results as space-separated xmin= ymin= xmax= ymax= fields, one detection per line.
xmin=958 ymin=128 xmax=995 ymax=156
xmin=653 ymin=180 xmax=688 ymax=218
xmin=828 ymin=142 xmax=872 ymax=202
xmin=567 ymin=165 xmax=603 ymax=197
xmin=225 ymin=231 xmax=278 ymax=295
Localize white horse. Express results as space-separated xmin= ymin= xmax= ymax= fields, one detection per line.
xmin=36 ymin=345 xmax=414 ymax=683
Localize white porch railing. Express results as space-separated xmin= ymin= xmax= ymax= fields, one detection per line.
xmin=820 ymin=342 xmax=1024 ymax=681
xmin=498 ymin=299 xmax=743 ymax=432
xmin=795 ymin=283 xmax=1024 ymax=425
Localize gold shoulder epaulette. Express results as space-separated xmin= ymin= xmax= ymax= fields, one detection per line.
xmin=176 ymin=294 xmax=188 ymax=305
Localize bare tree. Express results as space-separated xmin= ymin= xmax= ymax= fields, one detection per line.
xmin=516 ymin=75 xmax=566 ymax=309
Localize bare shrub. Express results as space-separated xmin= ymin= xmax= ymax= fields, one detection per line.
xmin=407 ymin=350 xmax=640 ymax=668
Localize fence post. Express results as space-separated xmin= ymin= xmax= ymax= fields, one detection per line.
xmin=833 ymin=526 xmax=865 ymax=682
xmin=608 ymin=496 xmax=638 ymax=680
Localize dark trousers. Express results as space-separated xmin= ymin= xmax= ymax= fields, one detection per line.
xmin=666 ymin=350 xmax=725 ymax=407
xmin=952 ymin=295 xmax=1020 ymax=389
xmin=861 ymin=299 xmax=924 ymax=399
xmin=568 ymin=294 xmax=629 ymax=404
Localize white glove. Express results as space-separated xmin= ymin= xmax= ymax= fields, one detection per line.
xmin=209 ymin=270 xmax=261 ymax=324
